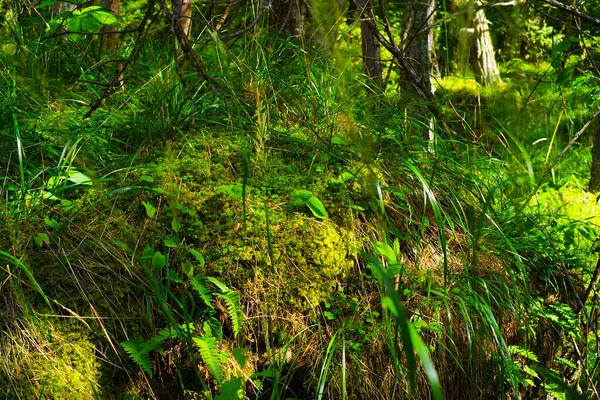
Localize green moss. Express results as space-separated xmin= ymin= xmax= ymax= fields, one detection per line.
xmin=138 ymin=132 xmax=358 ymax=310
xmin=269 ymin=214 xmax=355 ymax=306
xmin=1 ymin=320 xmax=100 ymax=399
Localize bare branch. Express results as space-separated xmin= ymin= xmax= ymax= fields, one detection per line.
xmin=84 ymin=0 xmax=157 ymax=118
xmin=204 ymin=1 xmax=263 ymax=42
xmin=160 ymin=0 xmax=222 ymax=96
xmin=536 ymin=0 xmax=600 ymax=26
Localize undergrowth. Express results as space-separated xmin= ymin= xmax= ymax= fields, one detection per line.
xmin=1 ymin=2 xmax=599 ymax=399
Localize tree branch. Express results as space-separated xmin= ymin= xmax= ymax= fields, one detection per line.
xmin=203 ymin=1 xmax=263 ymax=42
xmin=84 ymin=0 xmax=157 ymax=118
xmin=159 ymin=0 xmax=222 ymax=96
xmin=536 ymin=0 xmax=600 ymax=26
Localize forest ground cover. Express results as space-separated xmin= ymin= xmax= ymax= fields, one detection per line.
xmin=1 ymin=1 xmax=600 ymax=399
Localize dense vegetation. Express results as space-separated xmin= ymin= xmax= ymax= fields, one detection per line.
xmin=2 ymin=0 xmax=600 ymax=398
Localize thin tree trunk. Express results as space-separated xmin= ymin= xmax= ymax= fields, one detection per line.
xmin=172 ymin=0 xmax=193 ymax=38
xmin=356 ymin=0 xmax=383 ymax=91
xmin=589 ymin=120 xmax=600 ymax=191
xmin=269 ymin=0 xmax=311 ymax=37
xmin=471 ymin=1 xmax=501 ymax=86
xmin=401 ymin=0 xmax=435 ymax=141
xmin=105 ymin=0 xmax=121 ymax=54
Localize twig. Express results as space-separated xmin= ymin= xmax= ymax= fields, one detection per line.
xmin=203 ymin=1 xmax=263 ymax=42
xmin=84 ymin=0 xmax=157 ymax=118
xmin=537 ymin=0 xmax=600 ymax=27
xmin=159 ymin=0 xmax=222 ymax=96
xmin=363 ymin=5 xmax=460 ymax=137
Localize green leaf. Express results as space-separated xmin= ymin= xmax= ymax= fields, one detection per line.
xmin=552 ymin=38 xmax=571 ymax=56
xmin=187 ymin=248 xmax=205 ymax=266
xmin=42 ymin=190 xmax=59 ymax=200
xmin=324 ymin=311 xmax=336 ymax=320
xmin=204 ymin=317 xmax=223 ymax=339
xmin=182 ymin=260 xmax=194 ymax=278
xmin=142 ymin=201 xmax=156 ymax=218
xmin=555 ymin=357 xmax=577 ymax=369
xmin=290 ymin=190 xmax=314 ymax=205
xmin=331 ymin=136 xmax=346 ymax=144
xmin=61 ymin=199 xmax=75 ymax=211
xmin=232 ymin=348 xmax=248 ymax=367
xmin=44 ymin=215 xmax=59 ymax=229
xmin=206 ymin=276 xmax=229 ymax=293
xmin=189 ymin=276 xmax=215 ymax=309
xmin=37 ymin=0 xmax=86 ymax=8
xmin=523 ymin=365 xmax=539 ymax=378
xmin=164 ymin=237 xmax=178 ymax=248
xmin=68 ymin=170 xmax=93 ymax=185
xmin=556 ymin=67 xmax=574 ymax=87
xmin=590 ymin=236 xmax=600 ymax=253
xmin=291 ymin=190 xmax=328 ymax=218
xmin=215 ymin=377 xmax=244 ymax=400
xmin=36 ymin=0 xmax=60 ymax=8
xmin=140 ymin=175 xmax=154 ymax=183
xmin=508 ymin=345 xmax=539 ymax=362
xmin=374 ymin=241 xmax=397 ymax=264
xmin=217 ymin=291 xmax=242 ymax=336
xmin=167 ymin=269 xmax=183 ymax=283
xmin=34 ymin=233 xmax=50 ymax=248
xmin=142 ymin=245 xmax=154 ymax=258
xmin=152 ymin=251 xmax=166 ymax=271
xmin=171 ymin=217 xmax=182 ymax=233
xmin=340 ymin=171 xmax=355 ymax=182
xmin=393 ymin=238 xmax=400 ymax=257
xmin=306 ymin=195 xmax=328 ymax=219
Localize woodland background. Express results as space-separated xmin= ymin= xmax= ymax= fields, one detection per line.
xmin=2 ymin=0 xmax=600 ymax=398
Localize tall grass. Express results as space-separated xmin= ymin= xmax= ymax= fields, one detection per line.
xmin=1 ymin=2 xmax=599 ymax=398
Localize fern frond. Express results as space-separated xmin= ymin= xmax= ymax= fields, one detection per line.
xmin=217 ymin=291 xmax=242 ymax=337
xmin=206 ymin=276 xmax=229 ymax=293
xmin=121 ymin=335 xmax=153 ymax=378
xmin=190 ymin=276 xmax=215 ymax=309
xmin=204 ymin=317 xmax=224 ymax=340
xmin=193 ymin=333 xmax=225 ymax=384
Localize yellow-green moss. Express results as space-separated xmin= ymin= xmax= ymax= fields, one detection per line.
xmin=1 ymin=320 xmax=100 ymax=399
xmin=269 ymin=214 xmax=355 ymax=306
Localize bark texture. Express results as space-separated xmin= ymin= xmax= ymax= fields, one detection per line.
xmin=355 ymin=0 xmax=383 ymax=90
xmin=172 ymin=0 xmax=193 ymax=38
xmin=471 ymin=2 xmax=501 ymax=86
xmin=104 ymin=0 xmax=121 ymax=54
xmin=268 ymin=0 xmax=311 ymax=37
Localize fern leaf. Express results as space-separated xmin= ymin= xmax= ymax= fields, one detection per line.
xmin=121 ymin=335 xmax=153 ymax=378
xmin=190 ymin=276 xmax=215 ymax=310
xmin=217 ymin=291 xmax=242 ymax=337
xmin=206 ymin=276 xmax=229 ymax=293
xmin=193 ymin=334 xmax=225 ymax=383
